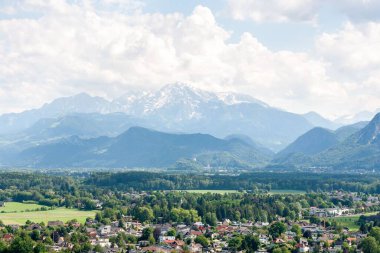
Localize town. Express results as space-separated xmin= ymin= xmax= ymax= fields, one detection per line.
xmin=1 ymin=186 xmax=380 ymax=253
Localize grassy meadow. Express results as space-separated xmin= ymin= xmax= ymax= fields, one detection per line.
xmin=0 ymin=202 xmax=96 ymax=225
xmin=0 ymin=201 xmax=47 ymax=213
xmin=179 ymin=189 xmax=241 ymax=194
xmin=269 ymin=189 xmax=306 ymax=195
xmin=327 ymin=212 xmax=378 ymax=231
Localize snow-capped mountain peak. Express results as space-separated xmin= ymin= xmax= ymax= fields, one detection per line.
xmin=216 ymin=92 xmax=268 ymax=107
xmin=136 ymin=83 xmax=216 ymax=117
xmin=111 ymin=83 xmax=271 ymax=119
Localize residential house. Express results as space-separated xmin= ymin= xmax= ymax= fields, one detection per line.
xmin=48 ymin=221 xmax=64 ymax=227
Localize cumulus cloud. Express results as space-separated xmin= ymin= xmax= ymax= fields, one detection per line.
xmin=317 ymin=22 xmax=380 ymax=73
xmin=316 ymin=21 xmax=380 ymax=114
xmin=0 ymin=0 xmax=379 ymax=119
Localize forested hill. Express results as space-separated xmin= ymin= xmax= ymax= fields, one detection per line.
xmin=83 ymin=171 xmax=380 ymax=193
xmin=11 ymin=126 xmax=272 ymax=168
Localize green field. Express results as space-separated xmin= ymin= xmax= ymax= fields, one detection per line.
xmin=328 ymin=216 xmax=361 ymax=231
xmin=179 ymin=189 xmax=241 ymax=194
xmin=0 ymin=202 xmax=96 ymax=225
xmin=327 ymin=212 xmax=378 ymax=231
xmin=269 ymin=190 xmax=306 ymax=195
xmin=0 ymin=202 xmax=47 ymax=213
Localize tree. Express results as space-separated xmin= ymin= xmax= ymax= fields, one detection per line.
xmin=195 ymin=235 xmax=209 ymax=247
xmin=115 ymin=234 xmax=126 ymax=248
xmin=291 ymin=224 xmax=302 ymax=236
xmin=9 ymin=235 xmax=34 ymax=253
xmin=204 ymin=212 xmax=218 ymax=226
xmin=72 ymin=243 xmax=82 ymax=253
xmin=170 ymin=208 xmax=200 ymax=224
xmin=342 ymin=242 xmax=350 ymax=252
xmin=141 ymin=227 xmax=154 ymax=241
xmin=370 ymin=227 xmax=380 ymax=243
xmin=118 ymin=219 xmax=125 ymax=228
xmin=30 ymin=230 xmax=41 ymax=241
xmin=0 ymin=240 xmax=8 ymax=253
xmin=95 ymin=212 xmax=103 ymax=222
xmin=228 ymin=236 xmax=243 ymax=252
xmin=81 ymin=198 xmax=97 ymax=210
xmin=44 ymin=236 xmax=53 ymax=245
xmin=310 ymin=216 xmax=321 ymax=225
xmin=303 ymin=230 xmax=312 ymax=239
xmin=269 ymin=222 xmax=286 ymax=239
xmin=360 ymin=236 xmax=379 ymax=253
xmin=81 ymin=242 xmax=92 ymax=252
xmin=94 ymin=244 xmax=104 ymax=253
xmin=148 ymin=234 xmax=156 ymax=245
xmin=135 ymin=207 xmax=154 ymax=223
xmin=167 ymin=229 xmax=176 ymax=236
xmin=34 ymin=242 xmax=47 ymax=253
xmin=241 ymin=234 xmax=260 ymax=253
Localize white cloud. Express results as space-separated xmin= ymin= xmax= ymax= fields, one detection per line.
xmin=227 ymin=0 xmax=320 ymax=23
xmin=316 ymin=21 xmax=380 ymax=114
xmin=0 ymin=0 xmax=379 ymax=119
xmin=317 ymin=22 xmax=380 ymax=73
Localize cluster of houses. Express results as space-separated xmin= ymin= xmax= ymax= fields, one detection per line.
xmin=1 ymin=191 xmax=379 ymax=252
xmin=307 ymin=191 xmax=380 ymax=218
xmin=308 ymin=207 xmax=355 ymax=217
xmin=0 ymin=215 xmax=373 ymax=253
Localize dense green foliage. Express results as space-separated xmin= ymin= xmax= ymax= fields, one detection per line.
xmin=85 ymin=171 xmax=380 ymax=193
xmin=3 ymin=171 xmax=379 ymax=223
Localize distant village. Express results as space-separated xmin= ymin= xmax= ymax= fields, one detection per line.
xmin=1 ymin=190 xmax=380 ymax=253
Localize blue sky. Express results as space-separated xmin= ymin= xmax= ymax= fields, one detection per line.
xmin=142 ymin=0 xmax=346 ymax=52
xmin=0 ymin=0 xmax=379 ymax=121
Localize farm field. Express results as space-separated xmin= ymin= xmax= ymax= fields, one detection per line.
xmin=327 ymin=212 xmax=378 ymax=231
xmin=179 ymin=189 xmax=241 ymax=194
xmin=269 ymin=190 xmax=306 ymax=195
xmin=0 ymin=201 xmax=47 ymax=213
xmin=0 ymin=202 xmax=96 ymax=225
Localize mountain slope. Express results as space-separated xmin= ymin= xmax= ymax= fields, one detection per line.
xmin=0 ymin=93 xmax=121 ymax=135
xmin=355 ymin=113 xmax=380 ymax=146
xmin=0 ymin=113 xmax=146 ymax=160
xmin=276 ymin=127 xmax=339 ymax=158
xmin=334 ymin=121 xmax=368 ymax=142
xmin=18 ymin=113 xmax=144 ymax=140
xmin=303 ymin=112 xmax=340 ymax=130
xmin=13 ymin=127 xmax=273 ymax=168
xmin=278 ymin=113 xmax=380 ymax=169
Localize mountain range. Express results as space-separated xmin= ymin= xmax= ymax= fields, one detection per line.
xmin=0 ymin=83 xmax=340 ymax=152
xmin=2 ymin=113 xmax=378 ymax=169
xmin=1 ymin=83 xmax=379 ymax=169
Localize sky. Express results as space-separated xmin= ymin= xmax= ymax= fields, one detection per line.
xmin=0 ymin=0 xmax=380 ymax=119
